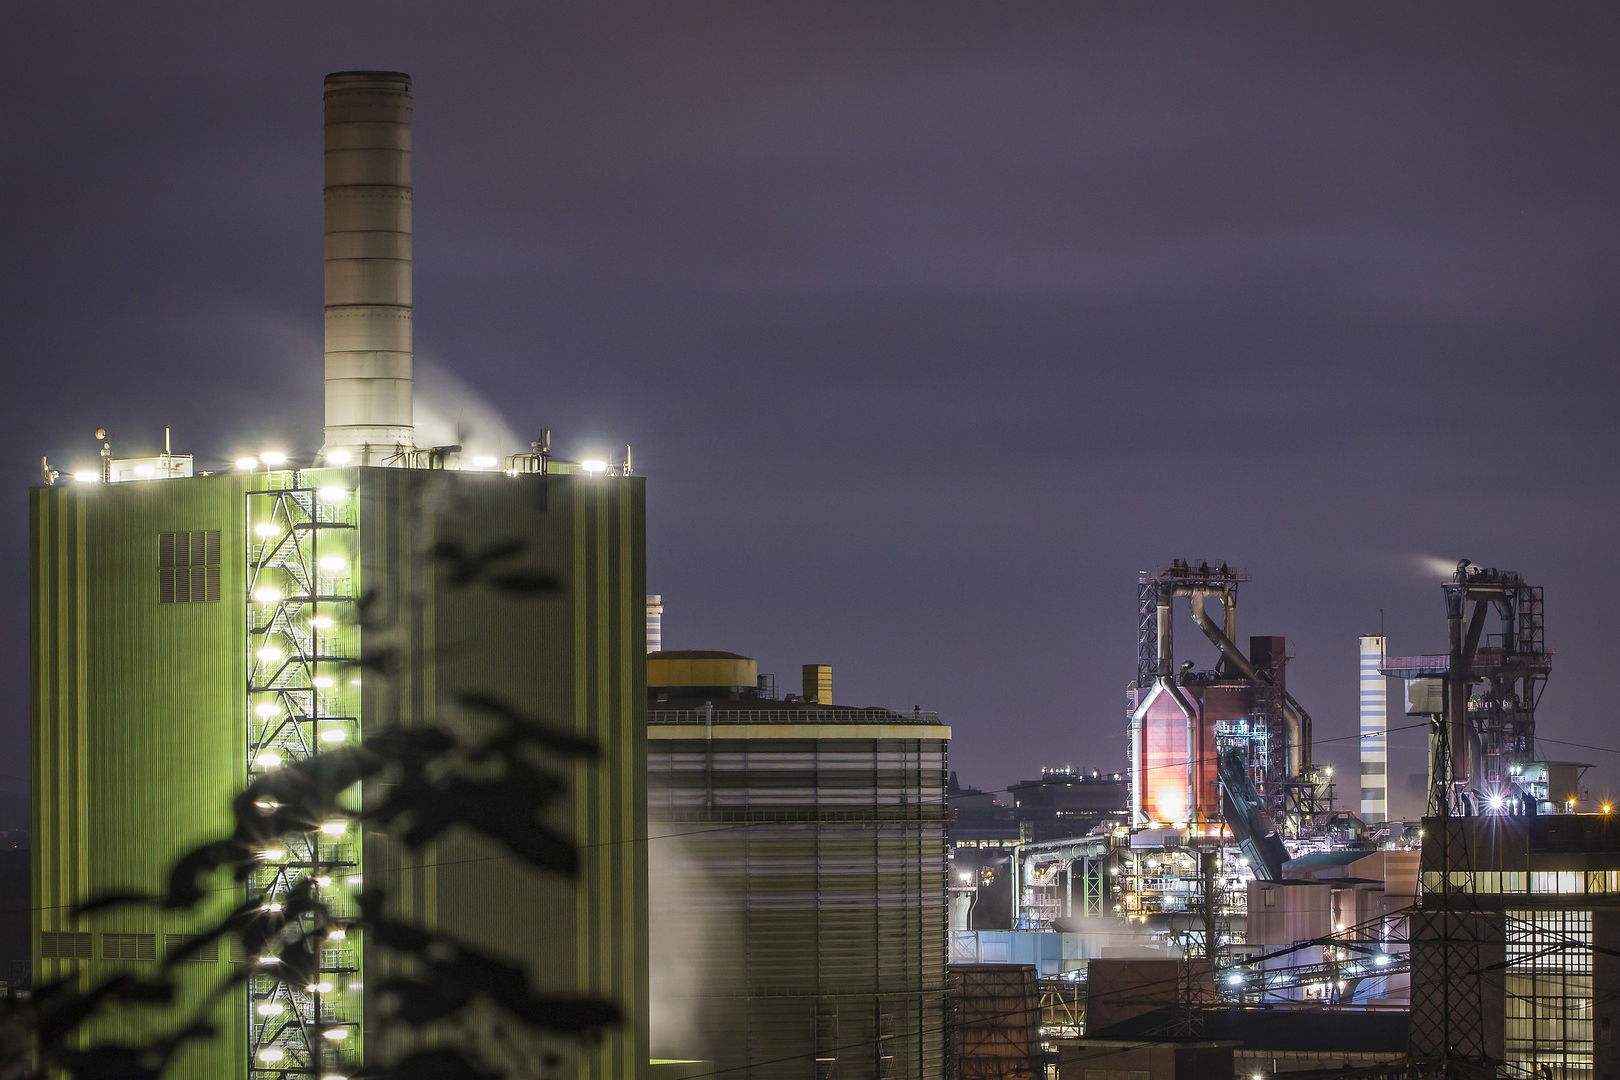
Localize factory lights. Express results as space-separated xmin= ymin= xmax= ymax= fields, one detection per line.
xmin=235 ymin=457 xmax=258 ymax=471
xmin=319 ymin=727 xmax=347 ymax=744
xmin=472 ymin=455 xmax=497 ymax=469
xmin=254 ymin=702 xmax=279 ymax=718
xmin=326 ymin=450 xmax=351 ymax=466
xmin=581 ymin=459 xmax=608 ymax=474
xmin=254 ymin=751 xmax=283 ymax=770
xmin=318 ymin=486 xmax=347 ymax=503
xmin=252 ymin=586 xmax=282 ymax=603
xmin=259 ymin=451 xmax=287 ymax=467
xmin=73 ymin=470 xmax=100 ymax=483
xmin=256 ymin=1002 xmax=284 ymax=1017
xmin=257 ymin=1048 xmax=284 ymax=1064
xmin=319 ymin=821 xmax=347 ymax=836
xmin=312 ymin=675 xmax=335 ymax=689
xmin=254 ymin=522 xmax=278 ymax=538
xmin=322 ymin=1027 xmax=350 ymax=1042
xmin=309 ymin=981 xmax=333 ymax=994
xmin=318 ymin=554 xmax=347 ymax=572
xmin=258 ymin=645 xmax=284 ymax=663
xmin=310 ymin=615 xmax=334 ymax=630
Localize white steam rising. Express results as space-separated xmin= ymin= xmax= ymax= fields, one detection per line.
xmin=412 ymin=358 xmax=526 ymax=462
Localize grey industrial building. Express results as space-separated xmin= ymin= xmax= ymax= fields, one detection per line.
xmin=646 ymin=651 xmax=950 ymax=1080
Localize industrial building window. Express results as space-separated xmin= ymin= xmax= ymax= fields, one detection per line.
xmin=40 ymin=931 xmax=92 ymax=959
xmin=164 ymin=934 xmax=219 ymax=962
xmin=102 ymin=933 xmax=157 ymax=961
xmin=159 ymin=530 xmax=221 ymax=604
xmin=1505 ymin=909 xmax=1593 ymax=1076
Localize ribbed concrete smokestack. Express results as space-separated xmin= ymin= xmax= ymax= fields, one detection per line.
xmin=321 ymin=71 xmax=414 ymax=464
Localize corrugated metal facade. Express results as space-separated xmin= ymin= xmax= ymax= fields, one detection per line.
xmin=647 ymin=717 xmax=950 ymax=1080
xmin=31 ymin=469 xmax=647 ymax=1079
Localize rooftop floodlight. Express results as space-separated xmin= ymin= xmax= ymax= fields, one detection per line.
xmin=309 ymin=615 xmax=334 ymax=630
xmin=309 ymin=980 xmax=334 ymax=994
xmin=258 ymin=645 xmax=284 ymax=663
xmin=319 ymin=821 xmax=347 ymax=836
xmin=1227 ymin=972 xmax=1245 ymax=986
xmin=255 ymin=1001 xmax=284 ymax=1017
xmin=260 ymin=450 xmax=287 ymax=467
xmin=257 ymin=1048 xmax=285 ymax=1064
xmin=259 ymin=847 xmax=287 ymax=862
xmin=254 ymin=702 xmax=280 ymax=718
xmin=323 ymin=1028 xmax=351 ymax=1042
xmin=254 ymin=752 xmax=283 ymax=770
xmin=320 ymin=727 xmax=347 ymax=743
xmin=1373 ymin=953 xmax=1393 ymax=966
xmin=235 ymin=456 xmax=258 ymax=471
xmin=252 ymin=586 xmax=282 ymax=603
xmin=472 ymin=455 xmax=497 ymax=469
xmin=327 ymin=927 xmax=346 ymax=940
xmin=254 ymin=522 xmax=279 ymax=537
xmin=318 ymin=554 xmax=347 ymax=572
xmin=326 ymin=449 xmax=351 ymax=466
xmin=73 ymin=470 xmax=100 ymax=483
xmin=1605 ymin=804 xmax=1614 ymax=815
xmin=318 ymin=485 xmax=347 ymax=502
xmin=133 ymin=464 xmax=154 ymax=477
xmin=581 ymin=458 xmax=608 ymax=474
xmin=1488 ymin=793 xmax=1506 ymax=812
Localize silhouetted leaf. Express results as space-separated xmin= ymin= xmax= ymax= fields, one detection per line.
xmin=486 ymin=570 xmax=560 ymax=595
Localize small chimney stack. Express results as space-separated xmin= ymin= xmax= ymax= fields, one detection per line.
xmin=802 ymin=664 xmax=832 ymax=706
xmin=321 ymin=71 xmax=415 ymax=464
xmin=646 ymin=595 xmax=664 ymax=654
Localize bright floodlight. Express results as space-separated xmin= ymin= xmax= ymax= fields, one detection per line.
xmin=319 ymin=727 xmax=347 ymax=743
xmin=1488 ymin=794 xmax=1505 ymax=811
xmin=260 ymin=451 xmax=287 ymax=466
xmin=258 ymin=1048 xmax=285 ymax=1064
xmin=1374 ymin=953 xmax=1392 ymax=967
xmin=133 ymin=464 xmax=154 ymax=477
xmin=318 ymin=554 xmax=347 ymax=572
xmin=310 ymin=615 xmax=334 ymax=630
xmin=318 ymin=486 xmax=347 ymax=502
xmin=312 ymin=675 xmax=335 ymax=689
xmin=252 ymin=586 xmax=282 ymax=603
xmin=258 ymin=645 xmax=284 ymax=663
xmin=255 ymin=1002 xmax=284 ymax=1017
xmin=259 ymin=847 xmax=287 ymax=862
xmin=254 ymin=702 xmax=279 ymax=718
xmin=309 ymin=980 xmax=334 ymax=994
xmin=326 ymin=450 xmax=351 ymax=466
xmin=73 ymin=470 xmax=100 ymax=483
xmin=254 ymin=751 xmax=283 ymax=769
xmin=254 ymin=522 xmax=278 ymax=537
xmin=319 ymin=821 xmax=347 ymax=836
xmin=235 ymin=457 xmax=258 ymax=471
xmin=472 ymin=455 xmax=497 ymax=469
xmin=323 ymin=1028 xmax=350 ymax=1042
xmin=581 ymin=459 xmax=608 ymax=474
xmin=1227 ymin=972 xmax=1244 ymax=986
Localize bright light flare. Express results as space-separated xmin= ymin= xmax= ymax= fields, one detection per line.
xmin=252 ymin=586 xmax=282 ymax=603
xmin=471 ymin=455 xmax=497 ymax=469
xmin=235 ymin=457 xmax=258 ymax=471
xmin=326 ymin=450 xmax=351 ymax=466
xmin=318 ymin=554 xmax=347 ymax=572
xmin=259 ymin=451 xmax=287 ymax=467
xmin=73 ymin=470 xmax=100 ymax=483
xmin=581 ymin=458 xmax=608 ymax=474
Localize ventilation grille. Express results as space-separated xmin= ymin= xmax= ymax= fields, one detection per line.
xmin=165 ymin=934 xmax=220 ymax=963
xmin=159 ymin=530 xmax=221 ymax=604
xmin=40 ymin=931 xmax=92 ymax=959
xmin=102 ymin=933 xmax=157 ymax=961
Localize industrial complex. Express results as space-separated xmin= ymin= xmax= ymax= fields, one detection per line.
xmin=20 ymin=67 xmax=1620 ymax=1080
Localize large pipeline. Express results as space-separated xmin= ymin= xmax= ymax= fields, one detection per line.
xmin=321 ymin=71 xmax=415 ymax=463
xmin=1186 ymin=587 xmax=1310 ymax=777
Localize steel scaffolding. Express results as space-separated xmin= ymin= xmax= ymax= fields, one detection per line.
xmin=244 ymin=474 xmax=361 ymax=1079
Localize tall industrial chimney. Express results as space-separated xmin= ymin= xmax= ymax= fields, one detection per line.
xmin=321 ymin=71 xmax=414 ymax=464
xmin=1359 ymin=634 xmax=1388 ymax=823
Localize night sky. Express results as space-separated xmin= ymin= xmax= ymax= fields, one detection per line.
xmin=6 ymin=4 xmax=1620 ymax=819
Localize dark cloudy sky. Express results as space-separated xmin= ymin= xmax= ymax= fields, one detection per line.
xmin=5 ymin=3 xmax=1620 ymax=817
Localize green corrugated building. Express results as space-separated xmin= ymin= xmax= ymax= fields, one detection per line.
xmin=32 ymin=464 xmax=648 ymax=1078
